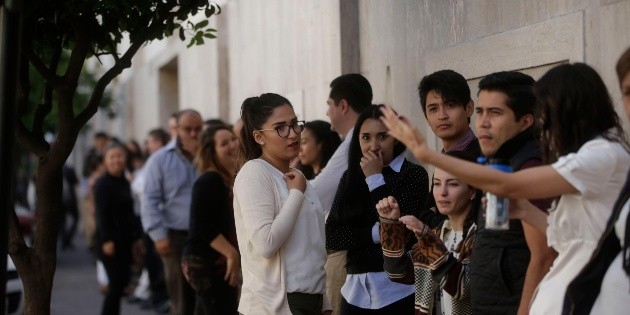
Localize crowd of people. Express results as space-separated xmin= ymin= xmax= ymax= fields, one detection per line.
xmin=75 ymin=47 xmax=630 ymax=315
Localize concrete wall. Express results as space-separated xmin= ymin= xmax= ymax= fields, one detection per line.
xmin=107 ymin=0 xmax=630 ymax=146
xmin=225 ymin=0 xmax=342 ymax=123
xmin=359 ymin=0 xmax=630 ymax=151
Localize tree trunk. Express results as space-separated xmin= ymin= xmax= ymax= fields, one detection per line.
xmin=18 ymin=160 xmax=62 ymax=315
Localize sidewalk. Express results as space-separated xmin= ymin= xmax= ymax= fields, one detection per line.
xmin=50 ymin=237 xmax=156 ymax=315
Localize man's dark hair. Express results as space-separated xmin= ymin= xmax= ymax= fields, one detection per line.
xmin=94 ymin=131 xmax=109 ymax=139
xmin=204 ymin=119 xmax=228 ymax=129
xmin=478 ymin=71 xmax=536 ymax=121
xmin=148 ymin=128 xmax=171 ymax=146
xmin=418 ymin=70 xmax=472 ymax=117
xmin=329 ymin=73 xmax=373 ymax=114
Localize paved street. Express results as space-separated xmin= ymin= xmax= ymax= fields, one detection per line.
xmin=50 ymin=237 xmax=155 ymax=315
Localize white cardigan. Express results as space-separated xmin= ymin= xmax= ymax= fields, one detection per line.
xmin=233 ymin=159 xmax=330 ymax=314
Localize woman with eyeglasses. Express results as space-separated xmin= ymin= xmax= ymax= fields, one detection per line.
xmin=233 ymin=93 xmax=331 ymax=315
xmin=325 ymin=104 xmax=429 ymax=314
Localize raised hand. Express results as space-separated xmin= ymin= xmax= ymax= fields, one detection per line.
xmin=379 ymin=105 xmax=430 ymax=162
xmin=360 ymin=150 xmax=384 ymax=177
xmin=284 ymin=171 xmax=306 ymax=193
xmin=376 ymin=196 xmax=401 ymax=220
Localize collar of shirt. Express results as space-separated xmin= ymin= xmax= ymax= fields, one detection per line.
xmin=443 ymin=127 xmax=476 ymax=153
xmin=341 ymin=127 xmax=355 ymax=141
xmin=388 ymin=153 xmax=405 ymax=173
xmin=365 ymin=153 xmax=405 ymax=192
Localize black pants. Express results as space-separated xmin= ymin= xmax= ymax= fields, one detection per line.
xmin=163 ymin=230 xmax=196 ymax=315
xmin=143 ymin=233 xmax=169 ymax=305
xmin=100 ymin=242 xmax=132 ymax=315
xmin=60 ymin=203 xmax=78 ymax=248
xmin=287 ymin=292 xmax=323 ymax=315
xmin=182 ymin=246 xmax=238 ymax=315
xmin=194 ymin=274 xmax=238 ymax=315
xmin=340 ymin=294 xmax=414 ymax=315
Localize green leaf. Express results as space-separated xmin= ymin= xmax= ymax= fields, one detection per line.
xmin=194 ymin=20 xmax=208 ymax=30
xmin=205 ymin=7 xmax=212 ymax=18
xmin=209 ymin=5 xmax=216 ymax=17
xmin=203 ymin=33 xmax=217 ymax=39
xmin=179 ymin=27 xmax=185 ymax=41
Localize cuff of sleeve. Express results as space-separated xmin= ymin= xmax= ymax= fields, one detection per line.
xmin=148 ymin=228 xmax=168 ymax=242
xmin=285 ymin=189 xmax=305 ymax=210
xmin=380 ymin=219 xmax=405 ymax=256
xmin=371 ymin=222 xmax=381 ymax=244
xmin=365 ymin=174 xmax=385 ymax=192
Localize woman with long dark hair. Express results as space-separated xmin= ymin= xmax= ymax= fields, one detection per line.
xmin=182 ymin=124 xmax=240 ymax=314
xmin=380 ymin=63 xmax=630 ymax=315
xmin=233 ymin=93 xmax=330 ymax=315
xmin=563 ymin=48 xmax=630 ymax=314
xmin=325 ymin=104 xmax=429 ymax=314
xmin=298 ymin=120 xmax=342 ymax=179
xmin=378 ymin=151 xmax=480 ymax=315
xmin=94 ymin=143 xmax=143 ymax=315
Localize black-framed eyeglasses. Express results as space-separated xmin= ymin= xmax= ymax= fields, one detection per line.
xmin=257 ymin=120 xmax=305 ymax=138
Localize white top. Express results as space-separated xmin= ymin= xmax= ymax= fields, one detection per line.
xmin=310 ymin=128 xmax=353 ymax=216
xmin=529 ymin=137 xmax=630 ymax=315
xmin=591 ymin=198 xmax=630 ymax=314
xmin=341 ymin=154 xmax=415 ymax=309
xmin=233 ymin=159 xmax=329 ymax=315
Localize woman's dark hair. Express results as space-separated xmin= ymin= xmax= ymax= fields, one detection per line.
xmin=238 ymin=93 xmax=292 ymax=168
xmin=195 ymin=124 xmax=235 ymax=185
xmin=442 ymin=150 xmax=481 ymax=239
xmin=534 ymin=63 xmax=629 ymax=162
xmin=300 ymin=120 xmax=342 ymax=179
xmin=333 ymin=104 xmax=406 ymax=223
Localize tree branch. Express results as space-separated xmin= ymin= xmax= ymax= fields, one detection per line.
xmin=7 ymin=207 xmax=27 ymax=256
xmin=31 ymin=42 xmax=61 ymax=136
xmin=27 ymin=51 xmax=61 ymax=87
xmin=74 ymin=10 xmax=177 ymax=129
xmin=63 ymin=15 xmax=92 ymax=86
xmin=16 ymin=120 xmax=50 ymax=158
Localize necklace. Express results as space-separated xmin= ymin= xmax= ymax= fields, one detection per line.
xmin=450 ymin=230 xmax=462 ymax=252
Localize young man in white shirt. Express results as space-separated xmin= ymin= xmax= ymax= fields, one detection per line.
xmin=311 ymin=73 xmax=372 ymax=315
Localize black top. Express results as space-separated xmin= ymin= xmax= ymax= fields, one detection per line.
xmin=94 ymin=172 xmax=142 ymax=246
xmin=186 ymin=172 xmax=237 ymax=263
xmin=326 ymin=159 xmax=429 ymax=274
xmin=469 ymin=128 xmax=551 ymax=315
